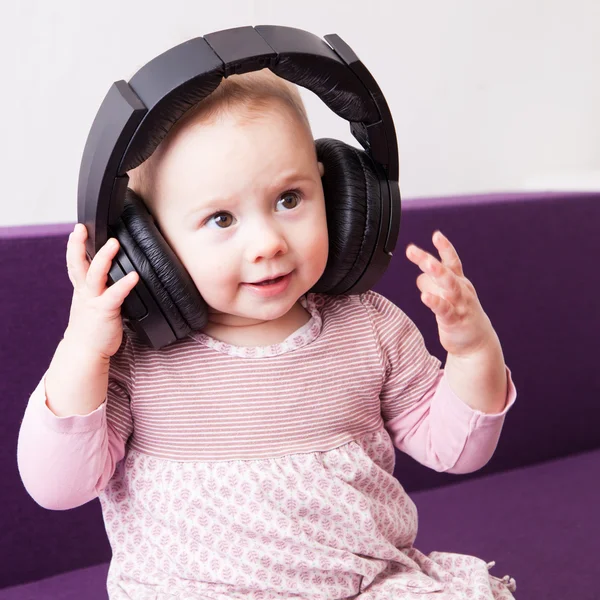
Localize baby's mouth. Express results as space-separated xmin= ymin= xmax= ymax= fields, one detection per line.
xmin=254 ymin=275 xmax=285 ymax=286
xmin=248 ymin=270 xmax=292 ymax=285
xmin=243 ymin=271 xmax=294 ymax=291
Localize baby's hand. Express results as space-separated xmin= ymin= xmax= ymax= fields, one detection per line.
xmin=406 ymin=231 xmax=497 ymax=358
xmin=64 ymin=223 xmax=139 ymax=360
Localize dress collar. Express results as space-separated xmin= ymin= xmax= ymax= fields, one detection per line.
xmin=188 ymin=293 xmax=324 ymax=358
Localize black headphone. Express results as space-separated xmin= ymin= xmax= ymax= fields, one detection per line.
xmin=77 ymin=25 xmax=401 ymax=349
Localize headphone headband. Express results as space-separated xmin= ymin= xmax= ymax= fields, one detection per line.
xmin=77 ymin=25 xmax=400 ymax=262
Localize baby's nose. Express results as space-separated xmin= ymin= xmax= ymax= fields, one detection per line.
xmin=246 ymin=224 xmax=288 ymax=261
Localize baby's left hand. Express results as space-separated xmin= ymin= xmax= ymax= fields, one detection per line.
xmin=406 ymin=231 xmax=497 ymax=358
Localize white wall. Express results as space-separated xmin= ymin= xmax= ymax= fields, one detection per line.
xmin=2 ymin=0 xmax=599 ymax=226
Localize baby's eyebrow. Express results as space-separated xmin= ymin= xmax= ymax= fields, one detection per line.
xmin=185 ymin=171 xmax=315 ymax=217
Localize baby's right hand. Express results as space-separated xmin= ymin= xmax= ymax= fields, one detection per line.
xmin=64 ymin=223 xmax=139 ymax=360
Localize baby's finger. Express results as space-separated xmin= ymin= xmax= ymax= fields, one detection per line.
xmin=408 ymin=244 xmax=460 ymax=296
xmin=66 ymin=224 xmax=90 ymax=289
xmin=85 ymin=237 xmax=121 ymax=297
xmin=433 ymin=231 xmax=464 ymax=277
xmin=101 ymin=271 xmax=140 ymax=312
xmin=416 ymin=272 xmax=447 ymax=300
xmin=421 ymin=291 xmax=456 ymax=323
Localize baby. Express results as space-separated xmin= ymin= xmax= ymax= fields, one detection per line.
xmin=17 ymin=68 xmax=518 ymax=599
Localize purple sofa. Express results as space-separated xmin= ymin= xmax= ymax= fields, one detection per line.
xmin=1 ymin=191 xmax=598 ymax=599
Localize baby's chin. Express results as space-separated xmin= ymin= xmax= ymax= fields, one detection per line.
xmin=206 ymin=302 xmax=268 ymax=322
xmin=205 ymin=298 xmax=301 ymax=327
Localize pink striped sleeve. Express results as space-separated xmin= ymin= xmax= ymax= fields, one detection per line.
xmin=361 ymin=291 xmax=517 ymax=474
xmin=16 ymin=332 xmax=135 ymax=510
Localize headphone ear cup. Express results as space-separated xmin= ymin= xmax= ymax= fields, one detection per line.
xmin=113 ymin=188 xmax=208 ymax=337
xmin=311 ymin=138 xmax=382 ymax=295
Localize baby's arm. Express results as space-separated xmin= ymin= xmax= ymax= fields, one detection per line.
xmin=383 ymin=365 xmax=516 ymax=474
xmin=362 ymin=290 xmax=516 ymax=474
xmin=385 ymin=231 xmax=519 ymax=472
xmin=17 ymin=223 xmax=138 ymax=510
xmin=17 ymin=335 xmax=133 ymax=510
xmin=406 ymin=231 xmax=511 ymax=415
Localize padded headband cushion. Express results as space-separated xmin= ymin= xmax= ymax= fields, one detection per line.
xmin=114 ymin=189 xmax=208 ymax=334
xmin=120 ymin=72 xmax=224 ymax=176
xmin=120 ymin=55 xmax=380 ymax=175
xmin=312 ymin=138 xmax=381 ymax=294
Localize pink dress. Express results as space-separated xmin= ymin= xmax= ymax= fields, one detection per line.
xmin=17 ymin=291 xmax=518 ymax=599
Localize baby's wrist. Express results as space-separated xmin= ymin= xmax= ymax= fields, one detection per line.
xmin=62 ymin=327 xmax=111 ymax=366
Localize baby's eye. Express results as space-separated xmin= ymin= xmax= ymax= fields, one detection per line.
xmin=276 ymin=190 xmax=302 ymax=211
xmin=204 ymin=191 xmax=302 ymax=229
xmin=206 ymin=212 xmax=234 ymax=229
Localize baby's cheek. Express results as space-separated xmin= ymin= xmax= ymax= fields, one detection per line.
xmin=201 ymin=263 xmax=242 ymax=304
xmin=184 ymin=260 xmax=216 ymax=293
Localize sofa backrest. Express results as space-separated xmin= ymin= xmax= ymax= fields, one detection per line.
xmin=1 ymin=191 xmax=598 ymax=587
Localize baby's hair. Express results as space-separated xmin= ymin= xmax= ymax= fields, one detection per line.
xmin=127 ymin=68 xmax=313 ymax=203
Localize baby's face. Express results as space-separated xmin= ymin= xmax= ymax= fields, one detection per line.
xmin=140 ymin=100 xmax=329 ymax=329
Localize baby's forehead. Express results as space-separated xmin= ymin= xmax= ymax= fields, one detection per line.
xmin=180 ymin=94 xmax=309 ymax=140
xmin=163 ymin=98 xmax=314 ymax=169
xmin=153 ymin=103 xmax=314 ymax=195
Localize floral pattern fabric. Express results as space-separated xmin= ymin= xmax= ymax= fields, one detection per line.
xmin=100 ymin=427 xmax=516 ymax=599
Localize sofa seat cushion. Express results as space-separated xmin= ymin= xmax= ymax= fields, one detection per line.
xmin=0 ymin=563 xmax=109 ymax=600
xmin=1 ymin=448 xmax=597 ymax=599
xmin=411 ymin=447 xmax=599 ymax=600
